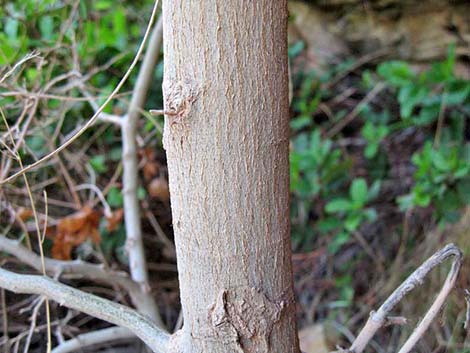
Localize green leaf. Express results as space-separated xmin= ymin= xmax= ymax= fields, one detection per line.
xmin=290 ymin=116 xmax=311 ymax=131
xmin=288 ymin=41 xmax=305 ymax=58
xmin=413 ymin=189 xmax=431 ymax=207
xmin=446 ymin=80 xmax=470 ymax=105
xmin=137 ymin=186 xmax=147 ymax=200
xmin=106 ymin=187 xmax=123 ymax=208
xmin=94 ymin=0 xmax=113 ymax=10
xmin=345 ymin=214 xmax=362 ymax=232
xmin=397 ymin=194 xmax=414 ymax=211
xmin=39 ymin=16 xmax=54 ymax=42
xmin=350 ymin=178 xmax=368 ymax=206
xmin=316 ymin=217 xmax=341 ymax=233
xmin=5 ymin=18 xmax=19 ymax=40
xmin=457 ymin=178 xmax=470 ymax=204
xmin=377 ymin=61 xmax=415 ymax=87
xmin=325 ymin=199 xmax=353 ymax=213
xmin=432 ymin=152 xmax=452 ymax=172
xmin=89 ymin=155 xmax=107 ymax=174
xmin=367 ymin=180 xmax=381 ymax=201
xmin=364 ymin=144 xmax=378 ymax=159
xmin=109 ymin=147 xmax=122 ymax=161
xmin=398 ymin=84 xmax=428 ymax=119
xmin=328 ymin=232 xmax=350 ymax=254
xmin=364 ymin=208 xmax=377 ymax=222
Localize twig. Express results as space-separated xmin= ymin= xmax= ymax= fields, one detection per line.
xmin=0 ymin=52 xmax=41 ymax=84
xmin=433 ymin=90 xmax=447 ymax=148
xmin=0 ymin=108 xmax=53 ymax=352
xmin=343 ymin=243 xmax=462 ymax=353
xmin=22 ymin=297 xmax=45 ymax=353
xmin=149 ymin=109 xmax=178 ymax=116
xmin=1 ymin=289 xmax=9 ymax=353
xmin=463 ymin=289 xmax=470 ymax=331
xmin=51 ymin=326 xmax=135 ymax=353
xmin=326 ymin=83 xmax=385 ymax=138
xmin=74 ymin=184 xmax=112 ymax=217
xmin=0 ymin=268 xmax=169 ymax=353
xmin=78 ymin=86 xmax=124 ymax=126
xmin=0 ymin=0 xmax=160 ymax=185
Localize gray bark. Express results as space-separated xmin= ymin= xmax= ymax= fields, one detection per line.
xmin=162 ymin=1 xmax=300 ymax=352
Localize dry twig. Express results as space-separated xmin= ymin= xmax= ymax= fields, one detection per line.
xmin=51 ymin=326 xmax=135 ymax=353
xmin=335 ymin=243 xmax=462 ymax=353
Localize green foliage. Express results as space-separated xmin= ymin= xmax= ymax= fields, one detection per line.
xmin=107 ymin=187 xmax=124 ymax=208
xmin=377 ymin=45 xmax=470 ymax=126
xmin=89 ymin=155 xmax=108 ymax=174
xmin=361 ymin=121 xmax=389 ymax=159
xmin=289 ymin=42 xmax=470 ymax=254
xmin=99 ymin=219 xmax=127 ymax=263
xmin=325 ymin=178 xmax=380 ymax=252
xmin=290 ymin=129 xmax=351 ymax=247
xmin=398 ymin=142 xmax=470 ymax=223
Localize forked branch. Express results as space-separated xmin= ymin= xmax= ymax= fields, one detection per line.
xmin=0 ymin=267 xmax=169 ymax=353
xmin=0 ymin=236 xmax=156 ymax=316
xmin=337 ymin=243 xmax=463 ymax=353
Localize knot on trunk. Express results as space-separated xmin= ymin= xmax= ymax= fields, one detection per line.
xmin=162 ymin=78 xmax=200 ymax=120
xmin=209 ymin=286 xmax=287 ymax=352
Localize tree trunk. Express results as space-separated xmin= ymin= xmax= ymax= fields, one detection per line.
xmin=162 ymin=1 xmax=300 ymax=353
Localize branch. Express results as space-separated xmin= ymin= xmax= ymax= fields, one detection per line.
xmin=326 ymin=82 xmax=385 ymax=138
xmin=342 ymin=243 xmax=462 ymax=353
xmin=120 ymin=12 xmax=163 ymax=323
xmin=0 ymin=268 xmax=169 ymax=353
xmin=51 ymin=326 xmax=135 ymax=353
xmin=79 ymin=86 xmax=124 ymax=126
xmin=0 ymin=236 xmax=157 ymax=319
xmin=0 ymin=51 xmax=41 ymax=84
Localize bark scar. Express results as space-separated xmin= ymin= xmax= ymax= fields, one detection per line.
xmin=208 ymin=286 xmax=288 ymax=353
xmin=162 ymin=78 xmax=200 ymax=124
xmin=162 ymin=78 xmax=201 ymax=151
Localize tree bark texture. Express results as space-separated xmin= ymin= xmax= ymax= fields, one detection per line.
xmin=162 ymin=1 xmax=300 ymax=353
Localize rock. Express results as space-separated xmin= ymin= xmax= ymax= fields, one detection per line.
xmin=288 ymin=0 xmax=470 ymax=72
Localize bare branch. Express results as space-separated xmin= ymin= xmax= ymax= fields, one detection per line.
xmin=0 ymin=236 xmax=157 ymax=318
xmin=344 ymin=243 xmax=462 ymax=353
xmin=326 ymin=82 xmax=385 ymax=138
xmin=78 ymin=86 xmax=124 ymax=126
xmin=0 ymin=52 xmax=41 ymax=84
xmin=0 ymin=0 xmax=160 ymax=185
xmin=464 ymin=289 xmax=470 ymax=331
xmin=120 ymin=13 xmax=163 ymax=325
xmin=51 ymin=326 xmax=135 ymax=353
xmin=0 ymin=268 xmax=169 ymax=353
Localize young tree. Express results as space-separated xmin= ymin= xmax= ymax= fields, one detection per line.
xmin=0 ymin=1 xmax=462 ymax=353
xmin=161 ymin=1 xmax=300 ymax=352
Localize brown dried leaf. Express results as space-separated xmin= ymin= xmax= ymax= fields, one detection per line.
xmin=106 ymin=208 xmax=124 ymax=232
xmin=51 ymin=206 xmax=101 ymax=260
xmin=16 ymin=207 xmax=33 ymax=221
xmin=148 ymin=176 xmax=170 ymax=202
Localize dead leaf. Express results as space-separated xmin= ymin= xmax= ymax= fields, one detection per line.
xmin=16 ymin=207 xmax=33 ymax=221
xmin=140 ymin=147 xmax=161 ymax=181
xmin=51 ymin=206 xmax=101 ymax=260
xmin=148 ymin=176 xmax=170 ymax=202
xmin=106 ymin=208 xmax=124 ymax=232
